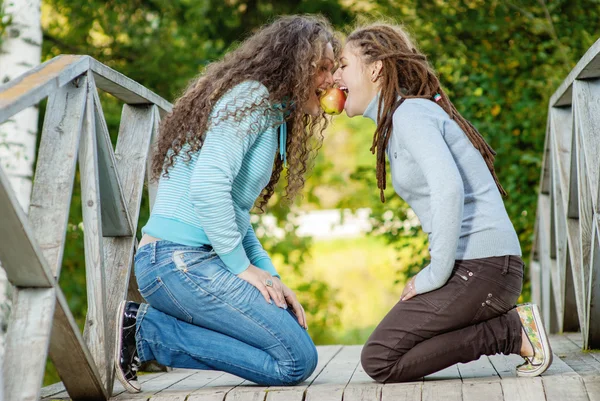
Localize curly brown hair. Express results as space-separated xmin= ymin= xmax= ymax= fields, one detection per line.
xmin=151 ymin=15 xmax=341 ymax=211
xmin=347 ymin=23 xmax=506 ymax=202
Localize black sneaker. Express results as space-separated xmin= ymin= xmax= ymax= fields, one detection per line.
xmin=114 ymin=300 xmax=142 ymax=393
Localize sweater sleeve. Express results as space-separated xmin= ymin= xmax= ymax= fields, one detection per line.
xmin=393 ymin=102 xmax=464 ymax=294
xmin=190 ymin=81 xmax=269 ymax=274
xmin=242 ymin=224 xmax=279 ymax=277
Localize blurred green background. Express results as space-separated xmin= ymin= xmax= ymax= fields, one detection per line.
xmin=2 ymin=0 xmax=599 ymax=386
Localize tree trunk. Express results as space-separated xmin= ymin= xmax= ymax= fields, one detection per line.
xmin=0 ymin=0 xmax=42 ymax=396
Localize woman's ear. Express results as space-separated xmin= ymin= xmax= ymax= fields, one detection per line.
xmin=371 ymin=60 xmax=383 ymax=82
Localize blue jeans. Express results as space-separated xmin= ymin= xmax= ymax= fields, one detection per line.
xmin=133 ymin=240 xmax=318 ymax=385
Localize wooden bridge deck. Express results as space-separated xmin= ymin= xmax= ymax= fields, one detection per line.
xmin=40 ymin=333 xmax=600 ymax=401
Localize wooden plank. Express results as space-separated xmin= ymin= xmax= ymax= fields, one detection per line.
xmin=43 ymin=371 xmax=168 ymax=400
xmin=539 ymin=194 xmax=557 ymax=330
xmin=457 ymin=356 xmax=500 ymax=382
xmin=551 ymin=37 xmax=600 ymax=106
xmin=589 ymin=219 xmax=600 ymax=347
xmin=421 ymin=380 xmax=462 ymax=401
xmin=462 ymin=381 xmax=504 ymax=401
xmin=424 ymin=363 xmax=460 ymax=380
xmin=28 ymin=74 xmax=87 ymax=277
xmin=567 ymin=217 xmax=587 ymax=333
xmin=226 ymin=385 xmax=269 ymax=401
xmin=552 ymin=126 xmax=573 ymax=331
xmin=79 ymin=77 xmax=111 ymax=390
xmin=148 ymin=370 xmax=226 ymax=400
xmin=103 ymin=104 xmax=157 ymax=392
xmin=0 ymin=164 xmax=53 ymax=287
xmin=564 ymin=246 xmax=582 ymax=331
xmin=531 ymin=260 xmax=542 ymax=307
xmin=89 ymin=57 xmax=172 ymax=116
xmin=550 ymin=106 xmax=573 ymax=212
xmin=550 ymin=152 xmax=567 ymax=330
xmin=542 ymin=360 xmax=588 ymax=401
xmin=573 ymin=79 xmax=600 ymax=213
xmin=540 ymin=116 xmax=552 ymax=195
xmin=40 ymin=381 xmax=67 ymax=399
xmin=49 ymin=288 xmax=108 ymax=399
xmin=583 ymin=376 xmax=600 ymax=401
xmin=499 ymin=377 xmax=546 ymax=401
xmin=575 ymin=102 xmax=595 ymax=348
xmin=305 ymin=345 xmax=362 ymax=401
xmin=568 ymin=111 xmax=580 ymax=219
xmin=147 ymin=107 xmax=160 ymax=211
xmin=0 ymin=55 xmax=89 ymax=124
xmin=461 ymin=381 xmax=502 ymax=401
xmin=3 ymin=288 xmax=57 ymax=401
xmin=186 ymin=372 xmax=246 ymax=401
xmin=112 ymin=370 xmax=198 ymax=400
xmin=91 ymin=75 xmax=132 ymax=237
xmin=381 ymin=382 xmax=422 ymax=401
xmin=423 ymin=364 xmax=461 ymax=401
xmin=344 ymin=357 xmax=382 ymax=401
xmin=487 ymin=353 xmax=523 ymax=378
xmin=266 ymin=345 xmax=343 ymax=401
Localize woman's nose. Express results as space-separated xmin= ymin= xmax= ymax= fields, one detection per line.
xmin=324 ymin=71 xmax=334 ymax=87
xmin=333 ymin=68 xmax=342 ymax=83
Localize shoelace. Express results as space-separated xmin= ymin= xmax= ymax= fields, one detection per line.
xmin=131 ymin=356 xmax=141 ymax=372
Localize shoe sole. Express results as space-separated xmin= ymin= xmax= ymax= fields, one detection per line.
xmin=516 ymin=304 xmax=553 ymax=377
xmin=114 ymin=300 xmax=142 ymax=393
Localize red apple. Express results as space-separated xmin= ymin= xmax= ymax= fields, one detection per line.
xmin=319 ymin=88 xmax=347 ymax=115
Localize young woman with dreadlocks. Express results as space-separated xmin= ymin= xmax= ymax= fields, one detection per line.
xmin=333 ymin=23 xmax=552 ymax=382
xmin=113 ymin=15 xmax=340 ymax=393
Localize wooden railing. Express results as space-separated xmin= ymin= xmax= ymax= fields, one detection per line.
xmin=0 ymin=55 xmax=171 ymax=400
xmin=531 ymin=38 xmax=600 ymax=349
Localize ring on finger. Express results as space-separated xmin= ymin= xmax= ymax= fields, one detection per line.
xmin=265 ymin=279 xmax=273 ymax=287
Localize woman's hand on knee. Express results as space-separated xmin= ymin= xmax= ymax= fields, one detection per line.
xmin=401 ymin=276 xmax=417 ymax=301
xmin=238 ymin=265 xmax=286 ymax=308
xmin=276 ymin=278 xmax=308 ymax=330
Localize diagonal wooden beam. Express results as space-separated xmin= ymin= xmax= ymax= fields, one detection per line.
xmin=587 ymin=216 xmax=600 ymax=347
xmin=91 ymin=76 xmax=133 ymax=237
xmin=573 ymin=80 xmax=600 ymax=213
xmin=28 ymin=74 xmax=87 ymax=277
xmin=0 ymin=164 xmax=53 ymax=287
xmin=573 ymin=97 xmax=595 ymax=347
xmin=550 ymin=106 xmax=573 ymax=213
xmin=50 ymin=287 xmax=108 ymax=400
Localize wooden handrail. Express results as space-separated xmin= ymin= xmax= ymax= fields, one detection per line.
xmin=0 ymin=55 xmax=168 ymax=400
xmin=532 ymin=37 xmax=600 ymax=350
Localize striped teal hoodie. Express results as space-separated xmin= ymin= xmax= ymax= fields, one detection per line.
xmin=143 ymin=81 xmax=284 ymax=277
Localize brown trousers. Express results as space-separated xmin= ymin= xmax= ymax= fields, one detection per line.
xmin=361 ymin=255 xmax=524 ymax=383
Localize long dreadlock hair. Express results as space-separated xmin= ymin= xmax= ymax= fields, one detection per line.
xmin=347 ymin=24 xmax=506 ymax=202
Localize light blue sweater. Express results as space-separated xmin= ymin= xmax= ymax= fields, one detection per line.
xmin=143 ymin=81 xmax=283 ymax=277
xmin=363 ymin=94 xmax=522 ymax=294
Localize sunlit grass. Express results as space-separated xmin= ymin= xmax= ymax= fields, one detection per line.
xmin=303 ymin=235 xmax=406 ymax=344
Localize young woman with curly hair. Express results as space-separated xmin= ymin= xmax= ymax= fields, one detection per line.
xmin=333 ymin=23 xmax=552 ymax=382
xmin=114 ymin=15 xmax=340 ymax=393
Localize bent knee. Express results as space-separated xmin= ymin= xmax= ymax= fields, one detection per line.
xmin=361 ymin=342 xmax=393 ymax=383
xmin=279 ymin=344 xmax=318 ymax=385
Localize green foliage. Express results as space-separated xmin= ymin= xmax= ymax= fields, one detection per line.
xmin=0 ymin=0 xmax=10 ymax=49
